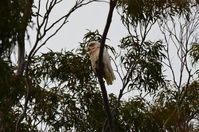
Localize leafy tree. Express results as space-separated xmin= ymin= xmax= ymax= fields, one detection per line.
xmin=1 ymin=0 xmax=199 ymax=132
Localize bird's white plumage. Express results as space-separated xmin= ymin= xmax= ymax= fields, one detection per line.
xmin=87 ymin=41 xmax=116 ymax=85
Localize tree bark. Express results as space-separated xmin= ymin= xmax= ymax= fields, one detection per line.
xmin=96 ymin=0 xmax=117 ymax=132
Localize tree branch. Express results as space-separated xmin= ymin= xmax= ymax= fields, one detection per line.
xmin=96 ymin=0 xmax=116 ymax=132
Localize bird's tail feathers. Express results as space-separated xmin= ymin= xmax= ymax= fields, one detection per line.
xmin=104 ymin=68 xmax=116 ymax=85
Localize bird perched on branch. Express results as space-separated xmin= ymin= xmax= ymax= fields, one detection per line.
xmin=87 ymin=41 xmax=116 ymax=85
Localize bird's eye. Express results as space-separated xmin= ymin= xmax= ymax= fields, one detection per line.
xmin=89 ymin=43 xmax=94 ymax=47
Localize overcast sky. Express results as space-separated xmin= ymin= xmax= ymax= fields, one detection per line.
xmin=35 ymin=1 xmax=127 ymax=51
xmin=28 ymin=0 xmax=195 ymax=99
xmin=27 ymin=0 xmax=130 ymax=96
xmin=27 ymin=0 xmax=166 ymax=98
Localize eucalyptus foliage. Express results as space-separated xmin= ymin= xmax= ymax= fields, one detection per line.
xmin=1 ymin=0 xmax=199 ymax=131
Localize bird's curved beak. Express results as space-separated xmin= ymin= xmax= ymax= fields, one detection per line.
xmin=85 ymin=47 xmax=91 ymax=54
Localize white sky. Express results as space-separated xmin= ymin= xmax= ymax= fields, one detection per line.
xmin=28 ymin=0 xmax=164 ymax=98
xmin=28 ymin=0 xmax=198 ymax=99
xmin=35 ymin=0 xmax=128 ymax=51
xmin=28 ymin=0 xmax=131 ymax=97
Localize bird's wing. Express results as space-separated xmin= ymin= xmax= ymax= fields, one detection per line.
xmin=103 ymin=48 xmax=116 ymax=85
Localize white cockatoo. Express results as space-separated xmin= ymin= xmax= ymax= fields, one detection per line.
xmin=87 ymin=41 xmax=116 ymax=85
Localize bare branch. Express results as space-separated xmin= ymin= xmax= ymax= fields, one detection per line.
xmin=160 ymin=7 xmax=199 ymax=130
xmin=15 ymin=0 xmax=97 ymax=130
xmin=32 ymin=0 xmax=98 ymax=58
xmin=96 ymin=0 xmax=117 ymax=132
